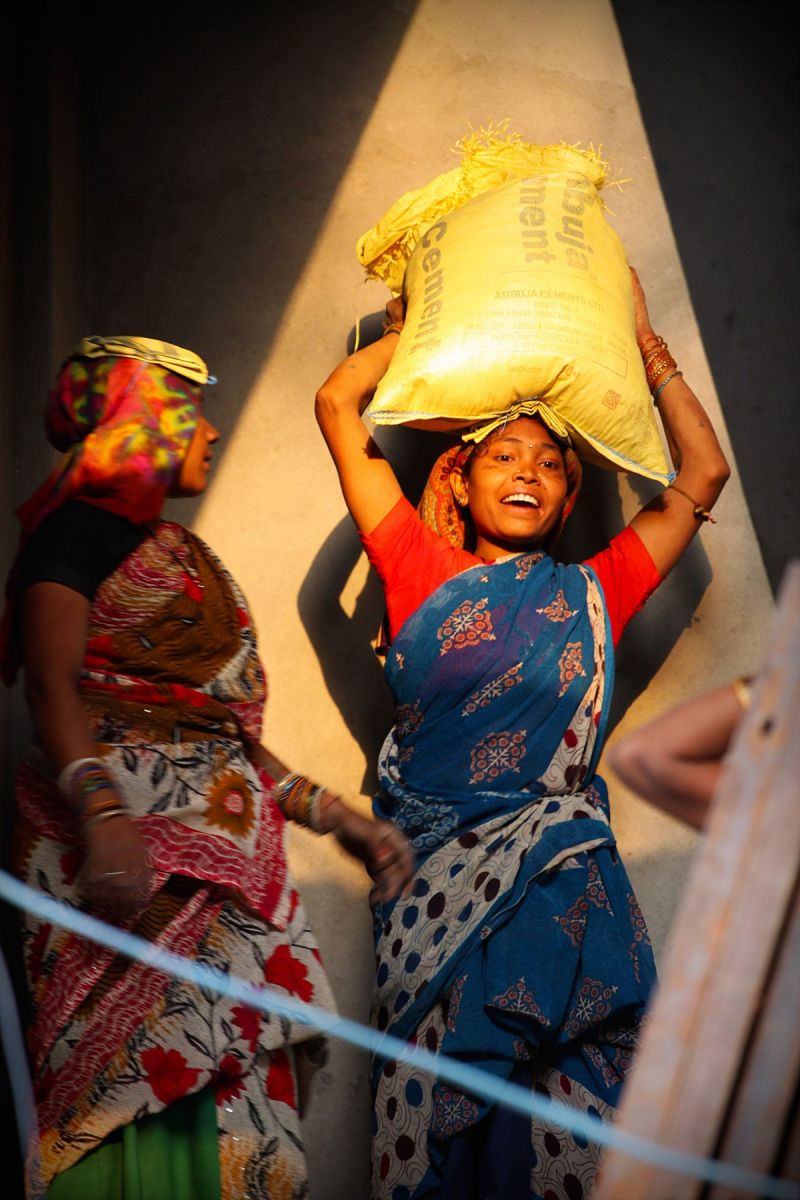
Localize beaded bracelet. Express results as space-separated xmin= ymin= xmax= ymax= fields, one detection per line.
xmin=653 ymin=370 xmax=683 ymax=401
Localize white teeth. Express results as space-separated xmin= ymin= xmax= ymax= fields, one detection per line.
xmin=502 ymin=493 xmax=539 ymax=507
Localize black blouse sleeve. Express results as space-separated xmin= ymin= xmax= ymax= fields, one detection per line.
xmin=16 ymin=501 xmax=147 ymax=600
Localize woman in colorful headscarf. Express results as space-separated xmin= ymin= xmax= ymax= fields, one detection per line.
xmin=315 ymin=270 xmax=730 ymax=1200
xmin=1 ymin=337 xmax=412 ymax=1200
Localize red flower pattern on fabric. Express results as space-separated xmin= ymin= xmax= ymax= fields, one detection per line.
xmin=265 ymin=943 xmax=313 ymax=1002
xmin=214 ymin=1053 xmax=246 ymax=1104
xmin=231 ymin=1004 xmax=261 ymax=1053
xmin=141 ymin=1046 xmax=200 ymax=1105
xmin=266 ymin=1048 xmax=297 ymax=1109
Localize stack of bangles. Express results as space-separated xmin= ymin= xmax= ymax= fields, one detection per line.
xmin=58 ymin=755 xmax=128 ymax=830
xmin=639 ymin=332 xmax=683 ymax=402
xmin=273 ymin=772 xmax=328 ymax=832
xmin=639 ymin=332 xmax=716 ymax=524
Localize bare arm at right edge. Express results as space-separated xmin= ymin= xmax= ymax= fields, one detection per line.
xmin=607 ymin=682 xmax=745 ymax=829
xmin=315 ymin=306 xmax=405 ymax=535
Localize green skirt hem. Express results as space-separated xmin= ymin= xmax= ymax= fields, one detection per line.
xmin=46 ymin=1084 xmax=221 ymax=1200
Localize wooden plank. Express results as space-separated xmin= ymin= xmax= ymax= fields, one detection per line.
xmin=709 ymin=877 xmax=800 ymax=1198
xmin=594 ymin=561 xmax=800 ymax=1199
xmin=774 ymin=1092 xmax=800 ymax=1186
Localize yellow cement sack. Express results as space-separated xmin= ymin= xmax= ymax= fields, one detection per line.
xmin=357 ymin=130 xmax=609 ymax=293
xmin=359 ymin=135 xmax=671 ymax=482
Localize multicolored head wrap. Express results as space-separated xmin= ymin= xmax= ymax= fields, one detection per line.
xmin=18 ymin=352 xmax=203 ymax=537
xmin=1 ymin=339 xmax=209 ymax=684
xmin=418 ymin=403 xmax=583 ymax=553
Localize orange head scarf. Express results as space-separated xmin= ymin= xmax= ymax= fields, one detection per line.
xmin=417 ymin=421 xmax=582 ymax=553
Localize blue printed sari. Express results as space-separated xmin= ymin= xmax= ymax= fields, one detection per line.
xmin=370 ymin=550 xmax=655 ymax=1200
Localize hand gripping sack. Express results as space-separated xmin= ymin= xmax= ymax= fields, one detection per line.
xmin=359 ymin=137 xmax=671 ymax=482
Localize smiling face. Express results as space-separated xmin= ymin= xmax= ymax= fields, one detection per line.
xmin=451 ymin=417 xmax=568 ymax=559
xmin=171 ymin=413 xmax=220 ymax=497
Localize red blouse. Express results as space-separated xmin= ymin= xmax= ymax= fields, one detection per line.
xmin=360 ymin=497 xmax=662 ymax=648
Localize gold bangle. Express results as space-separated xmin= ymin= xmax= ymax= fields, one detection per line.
xmin=382 ymin=322 xmax=404 ymax=337
xmin=646 ymin=350 xmax=677 ymax=377
xmin=643 ymin=343 xmax=669 ymax=366
xmin=83 ymin=807 xmax=127 ymax=831
xmin=639 ymin=333 xmax=666 ymax=356
xmin=668 ymin=483 xmax=717 ymax=523
xmin=647 ymin=359 xmax=674 ymax=384
xmin=82 ymin=794 xmax=126 ymax=821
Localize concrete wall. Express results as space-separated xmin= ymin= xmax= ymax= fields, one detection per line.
xmin=2 ymin=3 xmax=780 ymax=1197
xmin=613 ymin=0 xmax=799 ymax=594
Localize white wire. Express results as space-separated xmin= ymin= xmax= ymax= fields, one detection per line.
xmin=0 ymin=871 xmax=797 ymax=1199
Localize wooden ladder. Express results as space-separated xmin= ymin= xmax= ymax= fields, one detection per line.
xmin=595 ymin=561 xmax=800 ymax=1199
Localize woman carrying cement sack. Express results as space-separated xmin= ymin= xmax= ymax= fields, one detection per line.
xmin=315 ymin=268 xmax=729 ymax=1200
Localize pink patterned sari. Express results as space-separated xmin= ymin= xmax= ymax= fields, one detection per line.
xmin=14 ymin=521 xmax=334 ymax=1199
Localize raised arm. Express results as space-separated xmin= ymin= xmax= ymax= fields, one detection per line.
xmin=627 ymin=269 xmax=730 ymax=577
xmin=23 ymin=582 xmax=153 ymax=914
xmin=314 ymin=300 xmax=405 ymax=534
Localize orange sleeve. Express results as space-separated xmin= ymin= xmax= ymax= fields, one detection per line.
xmin=584 ymin=525 xmax=664 ymax=647
xmin=360 ymin=498 xmax=479 ymax=640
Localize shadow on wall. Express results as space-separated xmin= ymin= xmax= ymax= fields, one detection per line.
xmin=298 ymin=396 xmax=461 ymax=793
xmin=36 ymin=0 xmax=421 ymax=476
xmin=612 ymin=0 xmax=799 ymax=592
xmin=301 ymin=315 xmax=714 ymax=778
xmin=298 ymin=517 xmax=394 ymax=794
xmin=5 ymin=8 xmax=422 ymax=1193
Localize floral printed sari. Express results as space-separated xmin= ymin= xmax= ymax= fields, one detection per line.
xmin=370 ymin=550 xmax=655 ymax=1200
xmin=13 ymin=520 xmax=334 ymax=1200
